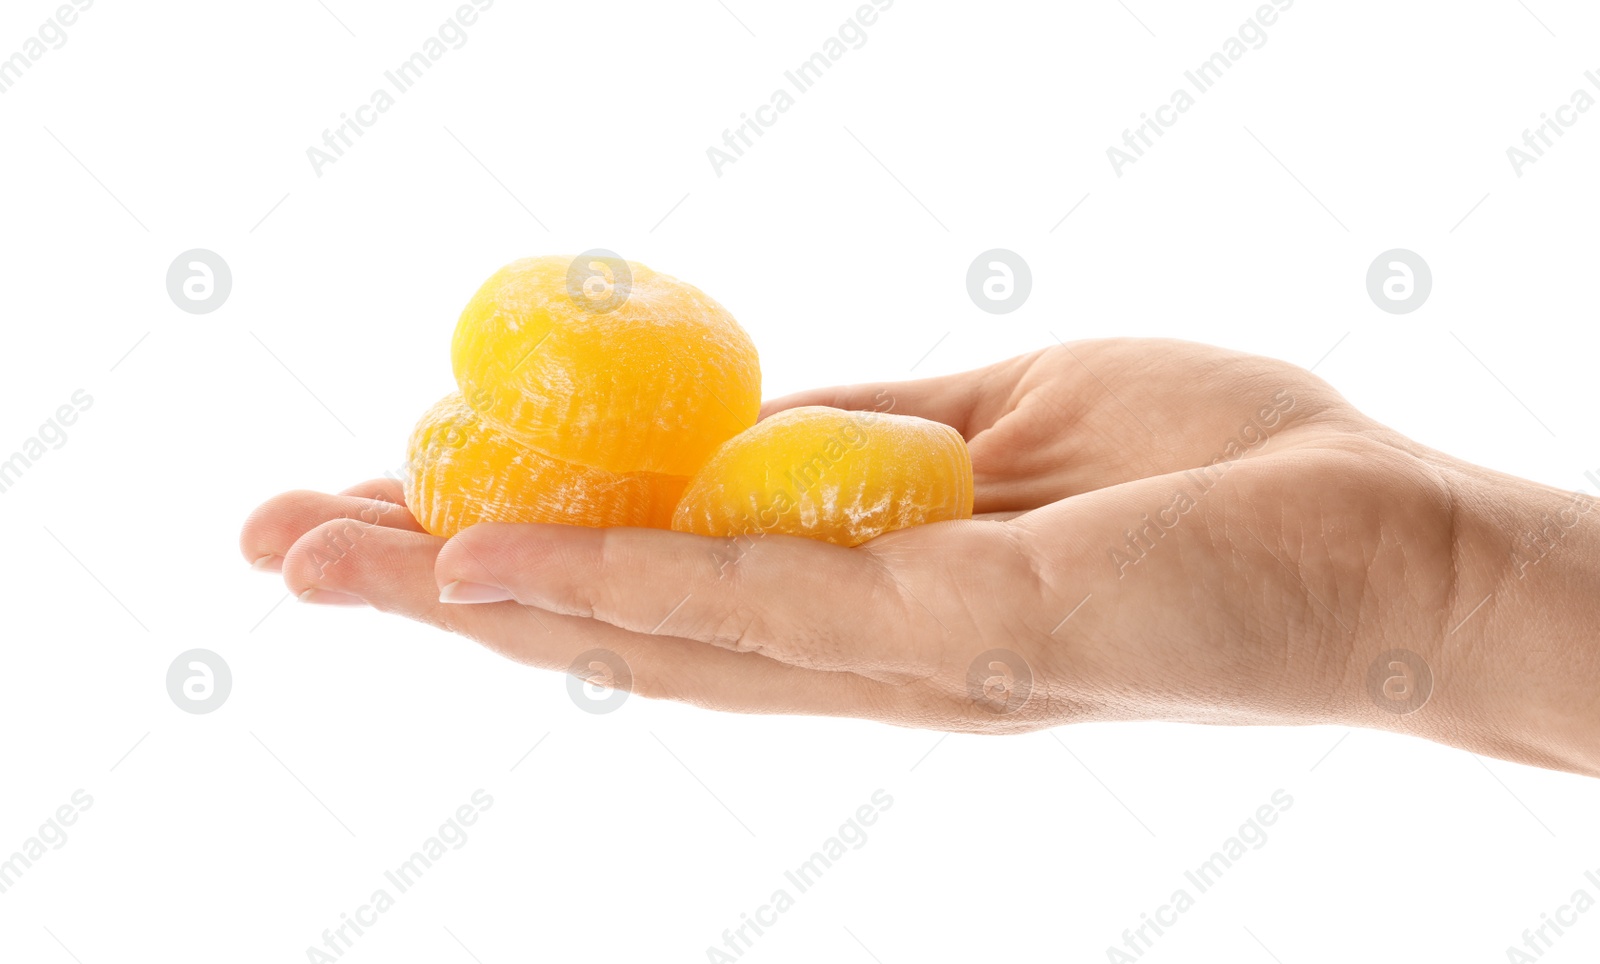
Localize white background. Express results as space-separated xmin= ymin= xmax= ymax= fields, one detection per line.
xmin=1 ymin=0 xmax=1597 ymax=961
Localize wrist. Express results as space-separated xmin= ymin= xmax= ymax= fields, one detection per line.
xmin=1418 ymin=459 xmax=1600 ymax=775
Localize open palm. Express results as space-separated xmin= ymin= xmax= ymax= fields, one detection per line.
xmin=241 ymin=339 xmax=1470 ymax=741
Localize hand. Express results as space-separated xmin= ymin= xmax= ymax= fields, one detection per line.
xmin=239 ymin=339 xmax=1600 ymax=776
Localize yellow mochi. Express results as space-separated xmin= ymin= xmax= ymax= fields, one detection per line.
xmin=404 ymin=393 xmax=688 ymax=539
xmin=451 ymin=255 xmax=761 ymax=478
xmin=671 ymin=406 xmax=974 ymax=547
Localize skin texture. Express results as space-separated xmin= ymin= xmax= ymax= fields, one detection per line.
xmin=240 ymin=339 xmax=1600 ymax=777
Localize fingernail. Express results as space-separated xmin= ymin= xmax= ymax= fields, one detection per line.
xmin=251 ymin=555 xmax=283 ymax=573
xmin=439 ymin=580 xmax=516 ymax=604
xmin=298 ymin=588 xmax=366 ymax=606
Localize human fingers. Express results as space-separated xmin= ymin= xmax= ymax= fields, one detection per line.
xmin=338 ymin=478 xmax=408 ymax=503
xmin=280 ymin=519 xmax=896 ymax=718
xmin=959 ymin=338 xmax=1363 ymax=512
xmin=433 ymin=522 xmax=982 ymax=679
xmin=240 ymin=489 xmax=425 ymax=571
xmin=757 ymin=352 xmax=1036 ymax=438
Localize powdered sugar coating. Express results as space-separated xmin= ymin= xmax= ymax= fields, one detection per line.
xmin=671 ymin=406 xmax=973 ymax=547
xmin=451 ymin=256 xmax=761 ymax=478
xmin=404 ymin=393 xmax=687 ymax=538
